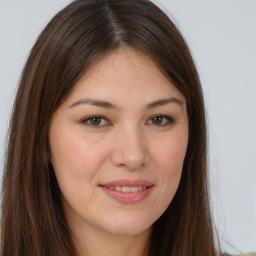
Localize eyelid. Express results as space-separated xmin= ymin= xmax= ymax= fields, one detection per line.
xmin=146 ymin=114 xmax=175 ymax=126
xmin=80 ymin=115 xmax=111 ymax=128
xmin=80 ymin=114 xmax=175 ymax=128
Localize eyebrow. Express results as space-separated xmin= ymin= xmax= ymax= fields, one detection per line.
xmin=146 ymin=98 xmax=183 ymax=109
xmin=69 ymin=97 xmax=184 ymax=110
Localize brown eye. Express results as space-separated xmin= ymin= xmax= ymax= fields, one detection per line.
xmin=147 ymin=115 xmax=174 ymax=127
xmin=89 ymin=117 xmax=102 ymax=126
xmin=81 ymin=116 xmax=109 ymax=128
xmin=151 ymin=116 xmax=163 ymax=125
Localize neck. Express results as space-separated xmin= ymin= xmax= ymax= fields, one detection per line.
xmin=72 ymin=224 xmax=151 ymax=256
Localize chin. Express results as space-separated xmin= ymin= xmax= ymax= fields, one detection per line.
xmin=105 ymin=224 xmax=151 ymax=237
xmin=99 ymin=213 xmax=154 ymax=236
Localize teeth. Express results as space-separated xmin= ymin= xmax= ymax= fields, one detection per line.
xmin=122 ymin=186 xmax=130 ymax=192
xmin=131 ymin=187 xmax=138 ymax=192
xmin=107 ymin=186 xmax=147 ymax=192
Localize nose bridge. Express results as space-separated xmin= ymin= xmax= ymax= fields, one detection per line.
xmin=111 ymin=122 xmax=148 ymax=170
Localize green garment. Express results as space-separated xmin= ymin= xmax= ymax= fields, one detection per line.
xmin=224 ymin=253 xmax=256 ymax=256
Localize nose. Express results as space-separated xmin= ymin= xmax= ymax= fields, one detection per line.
xmin=110 ymin=126 xmax=149 ymax=171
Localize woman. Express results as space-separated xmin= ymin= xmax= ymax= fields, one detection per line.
xmin=1 ymin=0 xmax=252 ymax=255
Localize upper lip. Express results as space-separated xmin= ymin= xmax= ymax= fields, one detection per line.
xmin=100 ymin=179 xmax=154 ymax=187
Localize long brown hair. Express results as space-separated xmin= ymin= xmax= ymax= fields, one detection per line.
xmin=1 ymin=0 xmax=219 ymax=255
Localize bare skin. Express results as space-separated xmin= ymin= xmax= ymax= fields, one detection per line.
xmin=49 ymin=47 xmax=188 ymax=256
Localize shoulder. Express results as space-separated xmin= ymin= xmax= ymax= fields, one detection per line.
xmin=223 ymin=253 xmax=256 ymax=256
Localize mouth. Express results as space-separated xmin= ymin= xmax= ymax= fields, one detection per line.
xmin=102 ymin=185 xmax=153 ymax=193
xmin=104 ymin=185 xmax=149 ymax=193
xmin=99 ymin=179 xmax=154 ymax=192
xmin=99 ymin=179 xmax=154 ymax=204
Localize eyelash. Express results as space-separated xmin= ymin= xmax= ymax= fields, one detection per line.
xmin=80 ymin=115 xmax=175 ymax=128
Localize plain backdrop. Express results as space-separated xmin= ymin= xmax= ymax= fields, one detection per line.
xmin=0 ymin=0 xmax=255 ymax=253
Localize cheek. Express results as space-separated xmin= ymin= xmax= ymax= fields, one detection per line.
xmin=156 ymin=132 xmax=188 ymax=173
xmin=152 ymin=132 xmax=188 ymax=206
xmin=49 ymin=133 xmax=111 ymax=215
xmin=49 ymin=129 xmax=110 ymax=195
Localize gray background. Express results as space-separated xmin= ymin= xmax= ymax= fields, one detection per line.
xmin=0 ymin=0 xmax=255 ymax=253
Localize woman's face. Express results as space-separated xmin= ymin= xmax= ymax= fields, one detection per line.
xmin=49 ymin=47 xmax=188 ymax=238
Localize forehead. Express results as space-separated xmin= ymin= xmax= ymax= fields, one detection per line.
xmin=65 ymin=47 xmax=185 ymax=106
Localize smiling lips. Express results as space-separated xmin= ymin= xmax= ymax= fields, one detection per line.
xmin=100 ymin=179 xmax=154 ymax=204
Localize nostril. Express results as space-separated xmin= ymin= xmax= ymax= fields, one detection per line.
xmin=110 ymin=149 xmax=148 ymax=170
xmin=110 ymin=131 xmax=149 ymax=170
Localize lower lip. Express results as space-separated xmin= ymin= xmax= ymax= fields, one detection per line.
xmin=101 ymin=186 xmax=153 ymax=204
